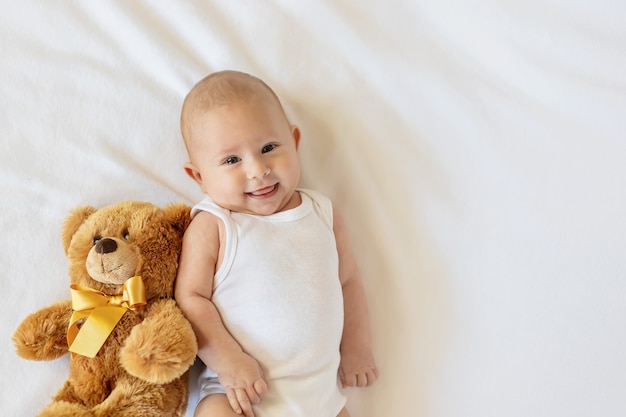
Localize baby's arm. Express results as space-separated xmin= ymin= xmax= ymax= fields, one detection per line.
xmin=334 ymin=208 xmax=379 ymax=388
xmin=175 ymin=212 xmax=267 ymax=417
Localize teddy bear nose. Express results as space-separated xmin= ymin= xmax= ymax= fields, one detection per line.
xmin=95 ymin=238 xmax=117 ymax=254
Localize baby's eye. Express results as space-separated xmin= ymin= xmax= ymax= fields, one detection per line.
xmin=262 ymin=143 xmax=276 ymax=153
xmin=224 ymin=156 xmax=241 ymax=165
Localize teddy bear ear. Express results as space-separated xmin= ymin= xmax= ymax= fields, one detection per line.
xmin=61 ymin=206 xmax=97 ymax=255
xmin=162 ymin=203 xmax=191 ymax=238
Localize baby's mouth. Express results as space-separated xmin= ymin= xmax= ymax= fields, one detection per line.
xmin=247 ymin=184 xmax=278 ymax=197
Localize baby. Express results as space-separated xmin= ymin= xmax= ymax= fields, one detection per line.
xmin=175 ymin=70 xmax=377 ymax=417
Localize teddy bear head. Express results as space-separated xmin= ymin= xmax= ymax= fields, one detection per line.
xmin=61 ymin=201 xmax=190 ymax=300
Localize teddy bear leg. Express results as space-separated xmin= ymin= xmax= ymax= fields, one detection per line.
xmin=36 ymin=381 xmax=95 ymax=417
xmin=92 ymin=376 xmax=189 ymax=417
xmin=37 ymin=401 xmax=93 ymax=417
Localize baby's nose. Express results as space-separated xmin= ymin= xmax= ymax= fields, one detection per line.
xmin=246 ymin=158 xmax=270 ymax=179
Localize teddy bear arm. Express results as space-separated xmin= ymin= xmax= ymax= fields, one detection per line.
xmin=13 ymin=300 xmax=72 ymax=361
xmin=120 ymin=299 xmax=198 ymax=384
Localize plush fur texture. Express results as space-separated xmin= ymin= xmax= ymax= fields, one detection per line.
xmin=13 ymin=201 xmax=198 ymax=417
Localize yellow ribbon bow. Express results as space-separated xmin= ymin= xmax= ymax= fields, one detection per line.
xmin=67 ymin=276 xmax=146 ymax=358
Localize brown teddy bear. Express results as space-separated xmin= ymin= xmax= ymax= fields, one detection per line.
xmin=12 ymin=201 xmax=198 ymax=417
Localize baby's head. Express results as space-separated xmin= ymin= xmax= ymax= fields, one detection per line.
xmin=181 ymin=71 xmax=287 ymax=149
xmin=181 ymin=70 xmax=302 ymax=215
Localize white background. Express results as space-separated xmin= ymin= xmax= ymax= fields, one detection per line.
xmin=1 ymin=1 xmax=625 ymax=416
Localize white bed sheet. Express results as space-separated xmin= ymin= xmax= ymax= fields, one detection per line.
xmin=2 ymin=1 xmax=626 ymax=416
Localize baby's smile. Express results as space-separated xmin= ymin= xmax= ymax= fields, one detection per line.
xmin=247 ymin=184 xmax=278 ymax=198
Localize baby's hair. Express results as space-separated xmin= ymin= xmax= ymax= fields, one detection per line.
xmin=185 ymin=70 xmax=281 ymax=109
xmin=180 ymin=70 xmax=286 ymax=146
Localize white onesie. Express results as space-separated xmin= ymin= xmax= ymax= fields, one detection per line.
xmin=193 ymin=189 xmax=346 ymax=417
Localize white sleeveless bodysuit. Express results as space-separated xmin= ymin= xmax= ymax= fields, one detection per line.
xmin=193 ymin=189 xmax=346 ymax=417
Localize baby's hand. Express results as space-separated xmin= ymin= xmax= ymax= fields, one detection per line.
xmin=217 ymin=351 xmax=268 ymax=417
xmin=339 ymin=347 xmax=379 ymax=388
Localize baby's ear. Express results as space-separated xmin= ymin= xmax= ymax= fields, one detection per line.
xmin=184 ymin=162 xmax=203 ymax=187
xmin=291 ymin=125 xmax=301 ymax=149
xmin=61 ymin=206 xmax=97 ymax=255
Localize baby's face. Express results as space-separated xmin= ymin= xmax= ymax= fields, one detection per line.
xmin=185 ymin=97 xmax=302 ymax=215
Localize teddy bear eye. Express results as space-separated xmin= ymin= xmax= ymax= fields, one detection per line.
xmin=93 ymin=236 xmax=102 ymax=245
xmin=123 ymin=230 xmax=130 ymax=240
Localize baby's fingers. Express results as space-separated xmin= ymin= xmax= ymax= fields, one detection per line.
xmin=226 ymin=389 xmax=242 ymax=415
xmin=226 ymin=388 xmax=254 ymax=417
xmin=253 ymin=377 xmax=268 ymax=399
xmin=340 ymin=367 xmax=379 ymax=388
xmin=238 ymin=377 xmax=267 ymax=408
xmin=361 ymin=367 xmax=379 ymax=387
xmin=339 ymin=368 xmax=357 ymax=387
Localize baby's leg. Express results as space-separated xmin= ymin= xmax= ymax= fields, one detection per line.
xmin=194 ymin=394 xmax=241 ymax=417
xmin=337 ymin=406 xmax=351 ymax=417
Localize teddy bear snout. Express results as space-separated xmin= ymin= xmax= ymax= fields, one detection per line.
xmin=86 ymin=237 xmax=139 ymax=285
xmin=95 ymin=238 xmax=117 ymax=254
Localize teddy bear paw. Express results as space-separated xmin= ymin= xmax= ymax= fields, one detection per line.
xmin=120 ymin=335 xmax=196 ymax=384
